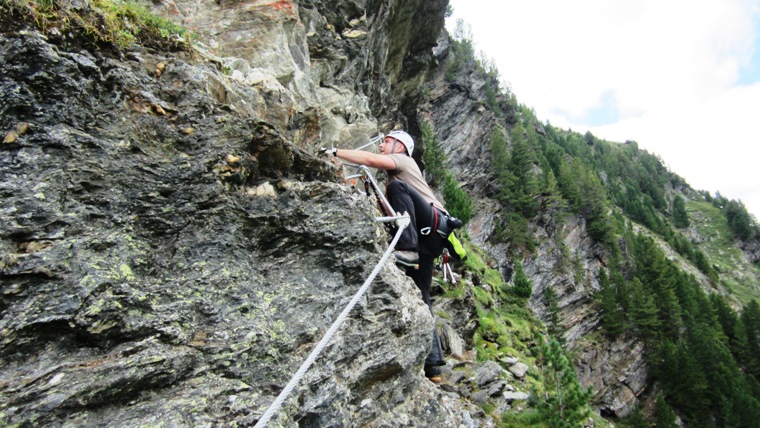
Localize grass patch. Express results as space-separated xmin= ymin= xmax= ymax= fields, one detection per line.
xmin=473 ymin=286 xmax=494 ymax=307
xmin=443 ymin=235 xmax=588 ymax=423
xmin=2 ymin=0 xmax=191 ymax=51
xmin=441 ymin=286 xmax=466 ymax=300
xmin=437 ymin=274 xmax=468 ymax=299
xmin=434 ymin=310 xmax=452 ymax=320
xmin=452 ymin=235 xmax=546 ymax=363
xmin=471 ymin=286 xmax=543 ymax=363
xmin=463 ymin=239 xmax=508 ymax=290
xmin=499 ymin=409 xmax=547 ymax=427
xmin=687 ymin=200 xmax=760 ymax=306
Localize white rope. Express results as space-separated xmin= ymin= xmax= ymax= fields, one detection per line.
xmin=254 ymin=214 xmax=410 ymax=427
xmin=352 ymin=133 xmax=384 ymax=151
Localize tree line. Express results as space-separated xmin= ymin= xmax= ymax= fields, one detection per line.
xmin=442 ymin=23 xmax=760 ymax=426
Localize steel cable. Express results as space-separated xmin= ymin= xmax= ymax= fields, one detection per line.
xmin=254 ymin=214 xmax=410 ymax=427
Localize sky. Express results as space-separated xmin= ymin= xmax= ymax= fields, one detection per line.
xmin=446 ymin=0 xmax=760 ymax=221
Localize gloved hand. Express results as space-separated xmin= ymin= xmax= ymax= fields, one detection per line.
xmin=319 ymin=147 xmax=338 ymax=157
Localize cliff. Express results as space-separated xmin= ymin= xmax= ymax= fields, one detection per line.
xmin=0 ymin=0 xmax=484 ymax=426
xmin=2 ymin=0 xmax=760 ymax=426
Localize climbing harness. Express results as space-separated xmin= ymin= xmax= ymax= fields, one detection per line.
xmin=254 ymin=211 xmax=409 ymax=427
xmin=420 ymin=204 xmax=461 ymax=238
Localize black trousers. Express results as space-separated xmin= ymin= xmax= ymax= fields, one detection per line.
xmin=387 ymin=180 xmax=447 ymax=368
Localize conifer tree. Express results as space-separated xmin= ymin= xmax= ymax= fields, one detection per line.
xmin=685 ymin=312 xmax=760 ymax=427
xmin=557 ymin=160 xmax=580 ymax=211
xmin=693 ymin=250 xmax=717 ymax=281
xmin=443 ymin=172 xmax=472 ymax=225
xmin=654 ymin=393 xmax=678 ymax=428
xmin=421 ymin=120 xmax=447 ymax=187
xmin=609 ymin=264 xmax=632 ymax=325
xmin=545 ymin=286 xmax=562 ymax=339
xmin=558 ymin=158 xmax=610 ymax=242
xmin=490 ymin=126 xmax=515 ymax=206
xmin=597 ymin=269 xmax=624 ymax=337
xmin=656 ymin=340 xmax=710 ymax=424
xmin=711 ymin=294 xmax=749 ymax=365
xmin=742 ymin=300 xmax=760 ymax=380
xmin=420 ymin=121 xmax=472 ymax=224
xmin=489 ymin=127 xmax=510 ymax=174
xmin=489 ymin=127 xmax=536 ymax=251
xmin=541 ymin=169 xmax=561 ymax=201
xmin=507 ymin=124 xmax=539 ymax=217
xmin=536 ymin=150 xmax=567 ymax=208
xmin=671 ymin=195 xmax=689 ymax=228
xmin=513 ymin=259 xmax=533 ymax=298
xmin=724 ymin=199 xmax=757 ymax=240
xmin=655 ymin=283 xmax=683 ymax=341
xmin=500 ymin=212 xmax=536 ymax=252
xmin=629 ymin=279 xmax=661 ymax=341
xmin=535 ymin=337 xmax=591 ymax=427
xmin=625 ymin=408 xmax=649 ymax=428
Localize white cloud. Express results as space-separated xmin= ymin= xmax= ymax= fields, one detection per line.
xmin=447 ymin=0 xmax=760 ymax=219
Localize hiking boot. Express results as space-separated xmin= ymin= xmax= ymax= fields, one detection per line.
xmin=393 ymin=250 xmax=419 ymax=268
xmin=424 ymin=365 xmax=442 ymax=384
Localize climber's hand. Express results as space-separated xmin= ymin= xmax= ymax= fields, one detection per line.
xmin=319 ymin=147 xmax=338 ymax=157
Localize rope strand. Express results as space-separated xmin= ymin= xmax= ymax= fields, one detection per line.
xmin=254 ymin=214 xmax=409 ymax=427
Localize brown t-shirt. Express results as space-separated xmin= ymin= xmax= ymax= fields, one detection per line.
xmin=386 ymin=154 xmax=447 ymax=214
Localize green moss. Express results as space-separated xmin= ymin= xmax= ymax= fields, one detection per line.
xmin=79 ymin=274 xmax=96 ymax=288
xmin=119 ymin=263 xmax=135 ymax=281
xmin=480 ymin=401 xmax=496 ymax=415
xmin=434 ymin=310 xmax=451 ymax=320
xmin=442 ymin=234 xmax=577 ymax=421
xmin=441 ymin=286 xmax=466 ymax=299
xmin=4 ymin=0 xmax=191 ymax=49
xmin=463 ymin=240 xmax=507 ymax=291
xmin=473 ymin=287 xmax=494 ymax=307
xmin=499 ymin=409 xmax=548 ymax=427
xmin=437 ymin=275 xmax=469 ymax=299
xmin=0 ymin=412 xmax=20 ymax=428
xmin=474 ymin=332 xmax=500 ymax=361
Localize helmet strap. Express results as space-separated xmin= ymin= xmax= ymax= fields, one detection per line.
xmin=389 ymin=139 xmax=408 ymax=156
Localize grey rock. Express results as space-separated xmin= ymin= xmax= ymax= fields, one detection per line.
xmin=501 ymin=356 xmax=519 ymax=365
xmin=459 ymin=410 xmax=478 ymax=428
xmin=448 ymin=369 xmax=468 ymax=385
xmin=471 ymin=390 xmax=490 ymax=405
xmin=508 ymin=362 xmax=530 ymax=379
xmin=439 ymin=321 xmax=466 ymax=356
xmin=486 ymin=380 xmax=507 ymax=397
xmin=474 ymin=360 xmax=503 ymax=387
xmin=503 ymin=391 xmax=530 ymax=402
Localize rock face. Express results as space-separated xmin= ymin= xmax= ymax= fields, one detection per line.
xmin=1 ymin=0 xmax=659 ymax=425
xmin=0 ymin=8 xmax=476 ymax=427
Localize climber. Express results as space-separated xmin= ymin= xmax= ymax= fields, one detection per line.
xmin=321 ymin=130 xmax=455 ymax=383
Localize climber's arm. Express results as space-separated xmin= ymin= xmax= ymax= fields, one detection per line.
xmin=333 ymin=149 xmax=397 ymax=171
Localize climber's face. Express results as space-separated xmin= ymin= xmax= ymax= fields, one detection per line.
xmin=380 ymin=137 xmax=405 ymax=155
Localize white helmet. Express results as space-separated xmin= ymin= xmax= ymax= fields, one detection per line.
xmin=387 ymin=130 xmax=415 ymax=156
